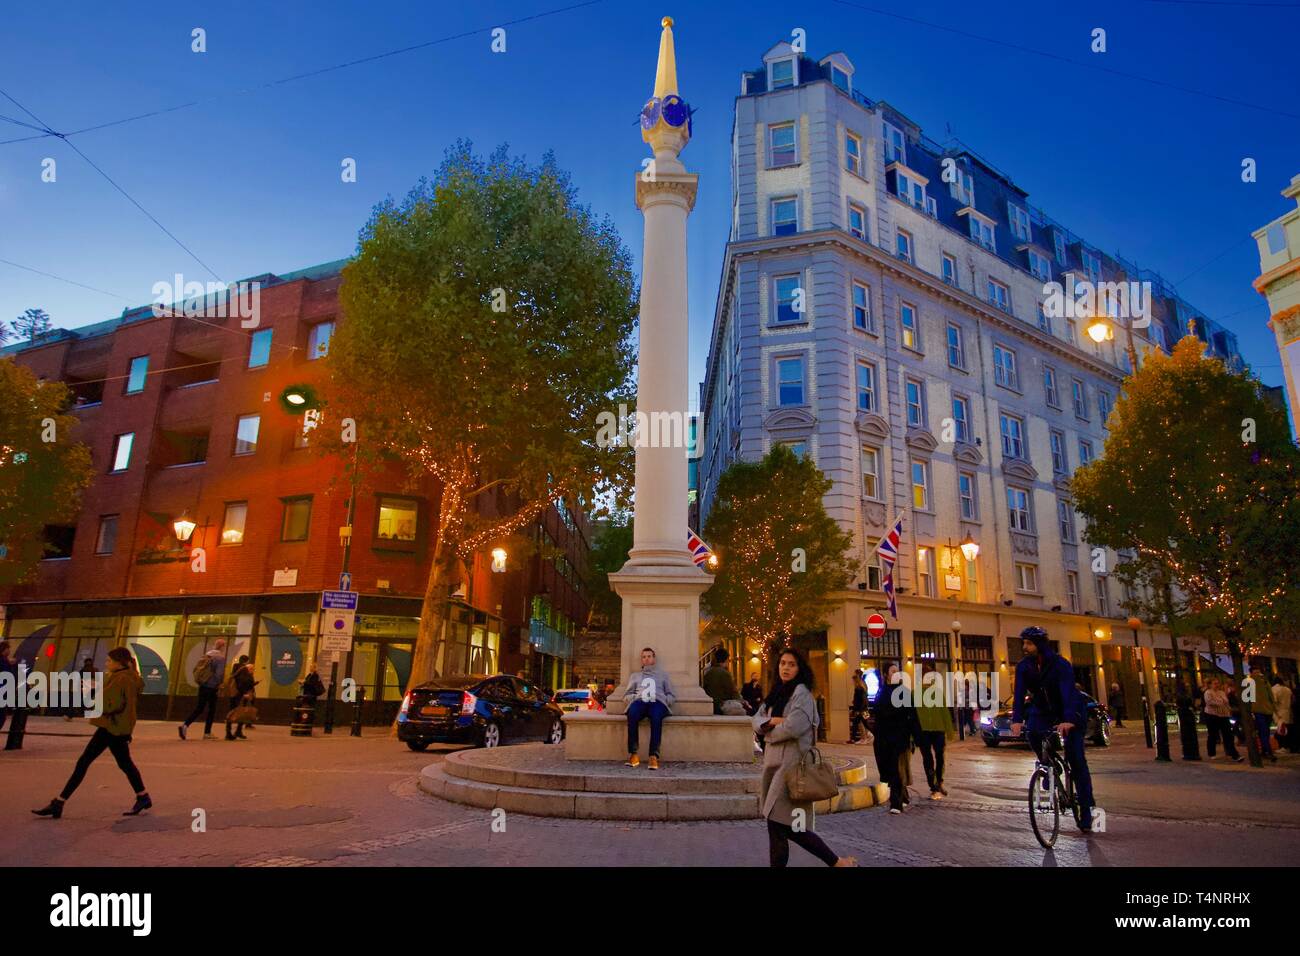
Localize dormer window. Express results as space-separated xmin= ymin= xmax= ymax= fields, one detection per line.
xmin=883 ymin=122 xmax=905 ymax=165
xmin=770 ymin=58 xmax=796 ymax=89
xmin=831 ymin=65 xmax=850 ymax=92
xmin=1008 ymin=202 xmax=1031 ymax=242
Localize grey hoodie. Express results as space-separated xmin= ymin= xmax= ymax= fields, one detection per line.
xmin=623 ymin=666 xmax=676 ymax=710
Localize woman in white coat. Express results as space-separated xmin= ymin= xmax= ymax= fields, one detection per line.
xmin=753 ymin=647 xmax=857 ymax=867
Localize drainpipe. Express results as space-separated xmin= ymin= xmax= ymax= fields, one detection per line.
xmin=968 ymin=257 xmax=1007 ymax=604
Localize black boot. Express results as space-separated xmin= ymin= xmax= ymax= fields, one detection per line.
xmin=123 ymin=794 xmax=152 ymax=816
xmin=225 ymin=728 xmax=237 ymax=740
xmin=32 ymin=799 xmax=64 ymax=819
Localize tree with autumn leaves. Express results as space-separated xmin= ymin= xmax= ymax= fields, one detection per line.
xmin=323 ymin=143 xmax=637 ymax=687
xmin=702 ymin=445 xmax=858 ymax=675
xmin=1072 ymin=336 xmax=1300 ymax=766
xmin=0 ymin=358 xmax=95 ymax=584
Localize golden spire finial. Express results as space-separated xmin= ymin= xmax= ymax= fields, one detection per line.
xmin=653 ymin=16 xmax=678 ymax=99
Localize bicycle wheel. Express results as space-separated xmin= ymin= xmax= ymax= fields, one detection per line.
xmin=1062 ymin=771 xmax=1087 ymax=829
xmin=1028 ymin=765 xmax=1059 ymax=849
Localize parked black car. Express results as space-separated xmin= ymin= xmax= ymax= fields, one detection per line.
xmin=980 ymin=693 xmax=1111 ymax=748
xmin=397 ymin=674 xmax=565 ymax=751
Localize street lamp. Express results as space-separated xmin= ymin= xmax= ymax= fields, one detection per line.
xmin=951 ymin=618 xmax=967 ymax=740
xmin=490 ymin=547 xmax=508 ymax=573
xmin=1128 ymin=614 xmax=1154 ymax=749
xmin=173 ymin=512 xmax=197 ymax=543
xmin=959 ymin=533 xmax=979 ymax=561
xmin=706 ymin=552 xmax=719 ymax=570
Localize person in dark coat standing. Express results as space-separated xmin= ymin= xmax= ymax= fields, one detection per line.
xmin=741 ymin=672 xmax=764 ymax=716
xmin=848 ymin=670 xmax=869 ymax=744
xmin=224 ymin=655 xmax=258 ymax=741
xmin=1011 ymin=626 xmax=1095 ymax=832
xmin=752 ymin=647 xmax=856 ymax=867
xmin=1107 ymin=681 xmax=1125 ymax=728
xmin=301 ymin=661 xmax=326 ymax=704
xmin=870 ymin=662 xmax=921 ymax=813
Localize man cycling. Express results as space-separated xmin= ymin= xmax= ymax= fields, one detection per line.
xmin=1011 ymin=626 xmax=1096 ymax=833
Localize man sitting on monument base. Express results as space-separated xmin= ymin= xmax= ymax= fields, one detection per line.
xmin=622 ymin=647 xmax=677 ymax=770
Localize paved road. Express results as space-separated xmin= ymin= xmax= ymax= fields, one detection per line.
xmin=2 ymin=718 xmax=1296 ymax=867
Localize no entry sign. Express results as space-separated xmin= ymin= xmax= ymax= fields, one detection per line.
xmin=866 ymin=613 xmax=887 ymax=638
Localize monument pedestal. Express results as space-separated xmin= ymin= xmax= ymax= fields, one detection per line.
xmin=563 ymin=712 xmax=755 ymax=762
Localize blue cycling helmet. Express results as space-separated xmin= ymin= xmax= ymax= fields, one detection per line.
xmin=1020 ymin=625 xmax=1049 ymax=648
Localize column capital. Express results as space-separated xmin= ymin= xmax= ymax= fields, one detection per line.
xmin=635 ymin=169 xmax=698 ymax=212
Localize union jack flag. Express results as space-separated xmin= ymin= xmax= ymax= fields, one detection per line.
xmin=882 ymin=571 xmax=898 ymax=619
xmin=687 ymin=529 xmax=713 ymax=567
xmin=876 ymin=513 xmax=904 ymax=569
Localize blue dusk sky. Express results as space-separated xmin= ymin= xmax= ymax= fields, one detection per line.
xmin=3 ymin=0 xmax=1297 ymax=400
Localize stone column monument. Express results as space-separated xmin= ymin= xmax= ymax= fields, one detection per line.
xmin=563 ymin=17 xmax=752 ymax=761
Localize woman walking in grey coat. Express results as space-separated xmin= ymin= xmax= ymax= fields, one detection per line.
xmin=753 ymin=647 xmax=857 ymax=867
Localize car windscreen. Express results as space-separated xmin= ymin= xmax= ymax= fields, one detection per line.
xmin=553 ymin=691 xmax=590 ymax=702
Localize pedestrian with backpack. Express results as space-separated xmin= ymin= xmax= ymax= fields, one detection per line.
xmin=179 ymin=639 xmax=227 ymax=740
xmin=224 ymin=654 xmax=258 ymax=741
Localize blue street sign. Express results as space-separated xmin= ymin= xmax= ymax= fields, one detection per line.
xmin=321 ymin=590 xmax=358 ymax=611
xmin=339 ymin=571 xmax=353 ymax=592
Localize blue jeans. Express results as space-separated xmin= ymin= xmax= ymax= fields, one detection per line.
xmin=1030 ymin=727 xmax=1095 ymax=830
xmin=626 ymin=700 xmax=669 ymax=757
xmin=1254 ymin=713 xmax=1274 ymax=756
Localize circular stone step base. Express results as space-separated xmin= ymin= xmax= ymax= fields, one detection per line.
xmin=417 ymin=743 xmax=884 ymax=820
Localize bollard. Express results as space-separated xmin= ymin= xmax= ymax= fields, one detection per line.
xmin=4 ymin=707 xmax=28 ymax=750
xmin=350 ymin=685 xmax=365 ymax=737
xmin=1154 ymin=700 xmax=1172 ymax=761
xmin=290 ymin=695 xmax=316 ymax=737
xmin=1177 ymin=701 xmax=1201 ymax=760
xmin=324 ymin=661 xmax=338 ymax=735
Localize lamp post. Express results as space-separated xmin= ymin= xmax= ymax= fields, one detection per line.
xmin=1129 ymin=615 xmax=1153 ymax=749
xmin=951 ymin=618 xmax=965 ymax=740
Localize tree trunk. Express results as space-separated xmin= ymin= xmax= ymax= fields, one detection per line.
xmin=1228 ymin=636 xmax=1262 ymax=768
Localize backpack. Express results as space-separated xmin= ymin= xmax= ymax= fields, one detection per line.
xmin=193 ymin=656 xmax=214 ymax=686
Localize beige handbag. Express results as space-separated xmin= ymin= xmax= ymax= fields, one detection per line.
xmin=785 ymin=746 xmax=840 ymax=802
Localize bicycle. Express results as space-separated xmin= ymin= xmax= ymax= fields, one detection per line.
xmin=1027 ymin=730 xmax=1085 ymax=848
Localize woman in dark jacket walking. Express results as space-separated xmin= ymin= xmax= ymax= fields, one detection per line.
xmin=752 ymin=647 xmax=856 ymax=867
xmin=32 ymin=647 xmax=151 ymax=818
xmin=225 ymin=655 xmax=258 ymax=740
xmin=870 ymin=661 xmax=921 ymax=813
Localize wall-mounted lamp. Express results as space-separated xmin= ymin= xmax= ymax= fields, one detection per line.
xmin=490 ymin=547 xmax=508 ymax=573
xmin=959 ymin=533 xmax=979 ymax=561
xmin=173 ymin=512 xmax=197 ymax=543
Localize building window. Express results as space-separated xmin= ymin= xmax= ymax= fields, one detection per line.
xmin=925 ymin=195 xmax=937 ymax=218
xmin=768 ymin=122 xmax=797 ymax=166
xmin=781 ymin=440 xmax=808 ymax=460
xmin=862 ymin=445 xmax=881 ymax=499
xmin=1078 ymin=439 xmax=1094 ymax=466
xmin=900 ymin=302 xmax=920 ymax=351
xmin=234 ymin=414 xmax=260 ymax=456
xmin=1043 ymin=365 xmax=1060 ymax=407
xmin=911 ymin=459 xmax=930 ymax=511
xmin=832 ymin=65 xmax=851 ymax=92
xmin=1053 ymin=231 xmax=1067 ymax=266
xmin=1098 ymin=390 xmax=1112 ymax=425
xmin=280 ymin=497 xmax=312 ymax=542
xmin=852 ymin=281 xmax=872 ymax=331
xmin=845 ymin=131 xmax=863 ymax=175
xmin=308 ymin=320 xmax=333 ymax=359
xmin=221 ymin=501 xmax=248 ymax=545
xmin=248 ymin=328 xmax=273 ymax=369
xmin=993 ymin=343 xmax=1018 ymax=389
xmin=941 ymin=253 xmax=957 ymax=286
xmin=125 ymin=356 xmax=148 ymax=394
xmin=987 ymin=279 xmax=1011 ymax=314
xmin=1063 ymin=571 xmax=1080 ymax=612
xmin=1008 ymin=202 xmax=1031 ymax=242
xmin=883 ymin=121 xmax=905 ymax=164
xmin=905 ymin=377 xmax=926 ymax=427
xmin=952 ymin=169 xmax=974 ymax=207
xmin=999 ymin=413 xmax=1025 ymax=460
xmin=968 ymin=216 xmax=994 ymax=251
xmin=895 ymin=171 xmax=926 ymax=209
xmin=958 ymin=471 xmax=977 ymax=520
xmin=1058 ymin=499 xmax=1076 ymax=542
xmin=110 ymin=432 xmax=134 ymax=473
xmin=1015 ymin=562 xmax=1039 ymax=593
xmin=895 ymin=228 xmax=913 ymax=263
xmin=771 ymin=196 xmax=798 ymax=236
xmin=777 ymin=357 xmax=804 ymax=406
xmin=952 ymin=395 xmax=971 ymax=443
xmin=770 ymin=58 xmax=795 ymax=89
xmin=42 ymin=525 xmax=76 ymax=559
xmin=856 ymin=361 xmax=876 ymax=412
xmin=1082 ymin=250 xmax=1101 ymax=283
xmin=917 ymin=546 xmax=936 ymax=597
xmin=1066 ymin=319 xmax=1078 ymax=346
xmin=1027 ymin=249 xmax=1051 ymax=282
xmin=773 ymin=275 xmax=802 ymax=323
xmin=95 ymin=515 xmax=119 ymax=555
xmin=848 ymin=202 xmax=867 ymax=240
xmin=865 ymin=554 xmax=884 ymax=591
xmin=946 ymin=323 xmax=965 ymax=370
xmin=1050 ymin=429 xmax=1067 ymax=475
xmin=1072 ymin=378 xmax=1088 ymax=419
xmin=1095 ymin=575 xmax=1110 ymax=615
xmin=376 ymin=496 xmax=419 ymax=546
xmin=1266 ymin=222 xmax=1288 ymax=256
xmin=1036 ymin=301 xmax=1051 ymax=333
xmin=1007 ymin=486 xmax=1033 ymax=532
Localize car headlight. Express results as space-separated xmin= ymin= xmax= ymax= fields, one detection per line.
xmin=980 ymin=715 xmax=993 ymax=725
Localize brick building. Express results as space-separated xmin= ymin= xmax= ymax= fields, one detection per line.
xmin=0 ymin=260 xmax=591 ymax=723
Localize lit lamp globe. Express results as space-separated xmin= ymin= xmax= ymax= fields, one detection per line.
xmin=959 ymin=534 xmax=979 ymax=561
xmin=1086 ymin=319 xmax=1110 ymax=344
xmin=490 ymin=547 xmax=508 ymax=573
xmin=173 ymin=513 xmax=197 ymax=543
xmin=951 ymin=620 xmax=962 ymax=634
xmin=1126 ymin=616 xmax=1142 ymax=631
xmin=706 ymin=553 xmax=719 ymax=570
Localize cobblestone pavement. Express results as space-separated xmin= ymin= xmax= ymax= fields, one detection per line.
xmin=2 ymin=718 xmax=1296 ymax=867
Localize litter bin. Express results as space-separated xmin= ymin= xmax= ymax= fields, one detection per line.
xmin=290 ymin=696 xmax=317 ymax=737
